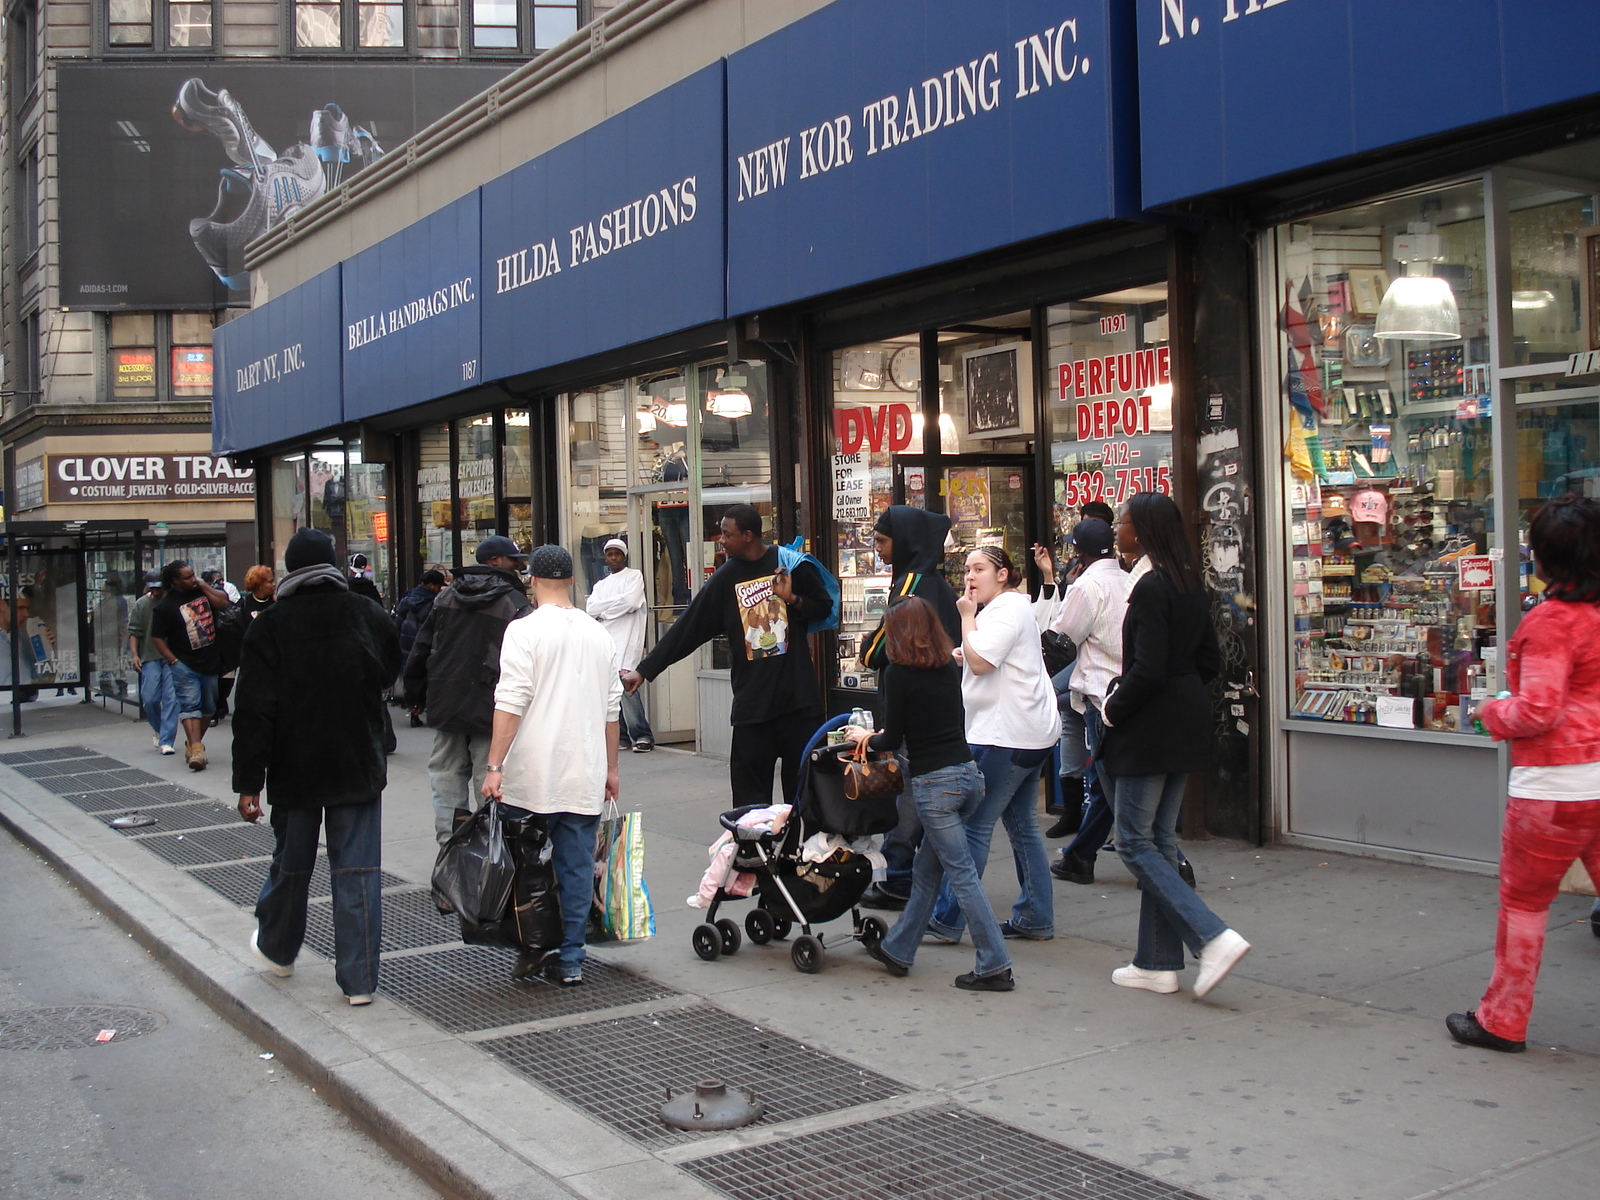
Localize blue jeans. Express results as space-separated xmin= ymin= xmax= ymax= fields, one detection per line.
xmin=1114 ymin=773 xmax=1226 ymax=971
xmin=929 ymin=744 xmax=1054 ymax=939
xmin=877 ymin=753 xmax=921 ymax=897
xmin=881 ymin=762 xmax=1011 ymax=977
xmin=1064 ymin=705 xmax=1115 ymax=862
xmin=619 ymin=688 xmax=654 ymax=745
xmin=140 ymin=659 xmax=178 ymax=748
xmin=169 ymin=660 xmax=218 ymax=721
xmin=255 ymin=799 xmax=382 ymax=996
xmin=429 ymin=728 xmax=493 ymax=845
xmin=546 ymin=811 xmax=602 ymax=969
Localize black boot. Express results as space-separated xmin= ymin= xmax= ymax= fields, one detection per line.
xmin=1445 ymin=1011 xmax=1524 ymax=1053
xmin=1050 ymin=852 xmax=1094 ymax=885
xmin=1044 ymin=807 xmax=1082 ymax=838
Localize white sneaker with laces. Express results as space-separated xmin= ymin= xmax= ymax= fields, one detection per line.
xmin=248 ymin=929 xmax=293 ymax=978
xmin=1194 ymin=929 xmax=1250 ymax=998
xmin=159 ymin=744 xmax=176 ymax=755
xmin=1112 ymin=964 xmax=1179 ymax=994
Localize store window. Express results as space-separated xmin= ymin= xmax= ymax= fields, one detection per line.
xmin=456 ymin=414 xmax=496 ymax=563
xmin=309 ymin=443 xmax=346 ymax=537
xmin=345 ymin=449 xmax=392 ymax=601
xmin=170 ymin=311 xmax=214 ymax=397
xmin=1273 ymin=180 xmax=1497 ymax=732
xmin=568 ymin=381 xmax=632 ymax=600
xmin=108 ymin=313 xmax=157 ymax=398
xmin=416 ymin=422 xmax=453 ymax=567
xmin=294 ymin=0 xmax=402 ymax=49
xmin=503 ymin=409 xmax=534 ymax=551
xmin=270 ymin=453 xmax=307 ymax=573
xmin=105 ymin=0 xmax=213 ymax=49
xmin=468 ymin=0 xmax=579 ymax=53
xmin=1045 ymin=287 xmax=1173 ymax=552
xmin=106 ymin=0 xmax=153 ymax=45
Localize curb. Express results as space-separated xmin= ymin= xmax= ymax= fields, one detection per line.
xmin=0 ymin=787 xmax=581 ymax=1200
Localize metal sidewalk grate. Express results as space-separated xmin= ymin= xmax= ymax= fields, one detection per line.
xmin=136 ymin=823 xmax=279 ymax=867
xmin=36 ymin=768 xmax=164 ymax=795
xmin=0 ymin=745 xmax=99 ymax=765
xmin=302 ymin=887 xmax=458 ymax=958
xmin=12 ymin=755 xmax=125 ymax=777
xmin=480 ymin=1005 xmax=906 ymax=1146
xmin=98 ymin=800 xmax=240 ymax=835
xmin=381 ymin=945 xmax=680 ymax=1034
xmin=185 ymin=858 xmax=413 ymax=908
xmin=75 ymin=782 xmax=211 ymax=809
xmin=681 ymin=1107 xmax=1219 ymax=1200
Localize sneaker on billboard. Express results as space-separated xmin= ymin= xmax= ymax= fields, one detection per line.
xmin=310 ymin=103 xmax=353 ymax=163
xmin=189 ymin=171 xmax=266 ymax=290
xmin=173 ymin=78 xmax=275 ymax=173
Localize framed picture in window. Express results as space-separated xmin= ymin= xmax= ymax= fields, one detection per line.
xmin=961 ymin=342 xmax=1033 ymax=439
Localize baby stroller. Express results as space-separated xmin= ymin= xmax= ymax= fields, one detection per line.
xmin=691 ymin=713 xmax=900 ymax=973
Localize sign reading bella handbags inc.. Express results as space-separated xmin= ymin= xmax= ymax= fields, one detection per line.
xmin=44 ymin=453 xmax=255 ymax=503
xmin=726 ymin=0 xmax=1136 ymax=316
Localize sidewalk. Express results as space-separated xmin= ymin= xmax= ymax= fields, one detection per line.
xmin=2 ymin=702 xmax=1598 ymax=1200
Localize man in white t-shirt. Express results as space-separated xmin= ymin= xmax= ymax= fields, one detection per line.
xmin=584 ymin=538 xmax=653 ymax=752
xmin=482 ymin=545 xmax=622 ymax=987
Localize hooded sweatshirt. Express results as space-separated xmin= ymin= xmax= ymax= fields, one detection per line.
xmin=860 ymin=506 xmax=961 ymax=671
xmin=402 ymin=565 xmax=533 ymax=734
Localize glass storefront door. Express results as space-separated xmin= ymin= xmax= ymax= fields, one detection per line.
xmin=626 ymin=482 xmax=698 ymax=744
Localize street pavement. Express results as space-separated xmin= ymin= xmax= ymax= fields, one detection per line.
xmin=1 ymin=699 xmax=1598 ymax=1200
xmin=0 ymin=813 xmax=440 ymax=1199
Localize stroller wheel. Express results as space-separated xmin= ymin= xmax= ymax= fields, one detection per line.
xmin=860 ymin=915 xmax=889 ymax=949
xmin=770 ymin=910 xmax=793 ymax=941
xmin=745 ymin=908 xmax=775 ymax=945
xmin=715 ymin=918 xmax=743 ymax=956
xmin=791 ymin=933 xmax=824 ymax=974
xmin=692 ymin=923 xmax=722 ymax=961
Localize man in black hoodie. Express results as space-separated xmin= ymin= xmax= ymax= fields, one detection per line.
xmin=859 ymin=505 xmax=961 ymax=909
xmin=404 ymin=536 xmax=534 ymax=844
xmin=624 ymin=505 xmax=832 ymax=807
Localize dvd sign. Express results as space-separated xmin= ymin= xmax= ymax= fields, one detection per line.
xmin=45 ymin=453 xmax=254 ymax=504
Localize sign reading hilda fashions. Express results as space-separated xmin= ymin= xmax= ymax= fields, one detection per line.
xmin=343 ymin=193 xmax=482 ymax=420
xmin=479 ymin=62 xmax=725 ymax=383
xmin=725 ymin=0 xmax=1135 ymax=315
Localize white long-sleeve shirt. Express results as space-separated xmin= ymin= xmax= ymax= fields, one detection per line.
xmin=585 ymin=566 xmax=647 ymax=671
xmin=494 ymin=605 xmax=623 ymax=815
xmin=1047 ymin=556 xmax=1132 ymax=713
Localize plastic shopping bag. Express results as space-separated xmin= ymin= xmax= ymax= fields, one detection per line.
xmin=590 ymin=801 xmax=655 ymax=943
xmin=431 ymin=801 xmax=517 ymax=924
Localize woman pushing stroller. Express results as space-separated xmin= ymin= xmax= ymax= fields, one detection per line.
xmin=848 ymin=595 xmax=1015 ymax=991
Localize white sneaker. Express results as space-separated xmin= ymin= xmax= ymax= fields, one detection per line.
xmin=347 ymin=994 xmax=373 ymax=1006
xmin=248 ymin=929 xmax=293 ymax=978
xmin=152 ymin=735 xmax=160 ymax=748
xmin=1194 ymin=929 xmax=1250 ymax=998
xmin=159 ymin=744 xmax=176 ymax=755
xmin=1112 ymin=964 xmax=1179 ymax=994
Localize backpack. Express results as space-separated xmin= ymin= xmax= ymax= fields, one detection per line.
xmin=776 ymin=538 xmax=840 ymax=634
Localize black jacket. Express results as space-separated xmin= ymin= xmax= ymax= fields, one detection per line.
xmin=860 ymin=507 xmax=960 ymax=671
xmin=402 ymin=566 xmax=532 ymax=735
xmin=1101 ymin=570 xmax=1222 ymax=777
xmin=231 ymin=582 xmax=402 ymax=808
xmin=394 ymin=583 xmax=438 ymax=659
xmin=635 ymin=545 xmax=832 ymax=725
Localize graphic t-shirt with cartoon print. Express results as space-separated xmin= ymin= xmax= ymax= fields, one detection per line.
xmin=635 ymin=545 xmax=832 ymax=725
xmin=150 ymin=588 xmax=222 ymax=675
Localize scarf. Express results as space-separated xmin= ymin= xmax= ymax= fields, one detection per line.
xmin=274 ymin=564 xmax=350 ymax=600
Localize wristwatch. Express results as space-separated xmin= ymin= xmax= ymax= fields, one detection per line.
xmin=486 ymin=765 xmax=504 ymax=773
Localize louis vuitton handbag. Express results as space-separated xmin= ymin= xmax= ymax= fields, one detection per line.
xmin=842 ymin=739 xmax=905 ymax=803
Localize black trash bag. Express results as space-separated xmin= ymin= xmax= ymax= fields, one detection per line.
xmin=434 ymin=803 xmax=562 ymax=953
xmin=432 ymin=800 xmax=517 ymax=924
xmin=801 ymin=745 xmax=900 ymax=838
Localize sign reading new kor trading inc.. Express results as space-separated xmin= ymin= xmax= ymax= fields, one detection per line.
xmin=726 ymin=0 xmax=1134 ymax=315
xmin=45 ymin=453 xmax=254 ymax=503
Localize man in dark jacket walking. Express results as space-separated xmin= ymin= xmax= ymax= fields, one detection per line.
xmin=858 ymin=505 xmax=960 ymax=908
xmin=404 ymin=536 xmax=533 ymax=844
xmin=235 ymin=528 xmax=402 ymax=1005
xmin=395 ymin=569 xmax=446 ymax=725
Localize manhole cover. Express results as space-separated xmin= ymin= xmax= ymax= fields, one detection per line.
xmin=0 ymin=1005 xmax=166 ymax=1051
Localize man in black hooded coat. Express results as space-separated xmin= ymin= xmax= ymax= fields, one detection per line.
xmin=858 ymin=505 xmax=961 ymax=908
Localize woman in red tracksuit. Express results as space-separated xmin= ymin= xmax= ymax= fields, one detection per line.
xmin=1448 ymin=492 xmax=1600 ymax=1053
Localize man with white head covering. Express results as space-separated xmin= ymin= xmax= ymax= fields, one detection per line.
xmin=585 ymin=537 xmax=653 ymax=752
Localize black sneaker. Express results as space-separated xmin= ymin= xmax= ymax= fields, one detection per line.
xmin=954 ymin=968 xmax=1015 ymax=992
xmin=1178 ymin=858 xmax=1197 ymax=888
xmin=859 ymin=885 xmax=908 ymax=911
xmin=1050 ymin=852 xmax=1094 ymax=885
xmin=998 ymin=922 xmax=1053 ymax=940
xmin=1445 ymin=1011 xmax=1524 ymax=1053
xmin=1044 ymin=809 xmax=1082 ymax=838
xmin=863 ymin=940 xmax=909 ymax=977
xmin=631 ymin=740 xmax=654 ymax=753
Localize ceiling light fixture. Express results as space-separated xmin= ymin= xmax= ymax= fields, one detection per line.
xmin=1375 ymin=219 xmax=1460 ymax=342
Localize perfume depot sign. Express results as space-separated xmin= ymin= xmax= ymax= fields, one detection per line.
xmin=45 ymin=453 xmax=255 ymax=503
